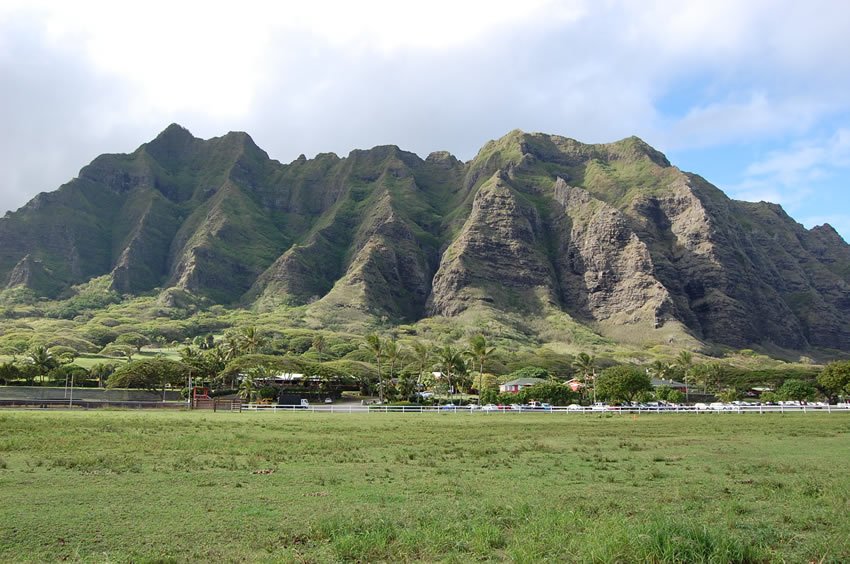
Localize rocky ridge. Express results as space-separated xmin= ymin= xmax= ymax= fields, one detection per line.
xmin=1 ymin=125 xmax=848 ymax=351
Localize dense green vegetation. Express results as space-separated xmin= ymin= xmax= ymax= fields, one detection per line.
xmin=0 ymin=411 xmax=849 ymax=562
xmin=1 ymin=316 xmax=846 ymax=405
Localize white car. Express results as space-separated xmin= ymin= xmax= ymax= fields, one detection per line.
xmin=481 ymin=404 xmax=498 ymax=411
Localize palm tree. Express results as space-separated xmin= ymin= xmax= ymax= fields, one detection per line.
xmin=238 ymin=369 xmax=259 ymax=403
xmin=240 ymin=326 xmax=265 ymax=355
xmin=89 ymin=363 xmax=115 ymax=388
xmin=648 ymin=360 xmax=673 ymax=380
xmin=573 ymin=353 xmax=597 ymax=403
xmin=221 ymin=333 xmax=243 ymax=363
xmin=411 ymin=341 xmax=432 ymax=387
xmin=676 ymin=351 xmax=693 ymax=369
xmin=311 ymin=334 xmax=326 ymax=360
xmin=179 ymin=346 xmax=203 ymax=388
xmin=362 ymin=334 xmax=385 ymax=403
xmin=466 ymin=334 xmax=496 ymax=380
xmin=452 ymin=355 xmax=471 ymax=395
xmin=436 ymin=345 xmax=463 ymax=401
xmin=205 ymin=347 xmax=227 ymax=387
xmin=384 ymin=338 xmax=401 ymax=383
xmin=180 ymin=346 xmax=200 ymax=362
xmin=28 ymin=345 xmax=57 ymax=384
xmin=676 ymin=351 xmax=694 ymax=401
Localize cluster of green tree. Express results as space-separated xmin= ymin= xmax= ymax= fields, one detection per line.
xmin=816 ymin=361 xmax=850 ymax=402
xmin=107 ymin=358 xmax=189 ymax=400
xmin=103 ymin=328 xmax=377 ymax=403
xmin=0 ymin=345 xmax=116 ymax=388
xmin=500 ymin=381 xmax=581 ymax=406
xmin=3 ymin=321 xmax=849 ymax=407
xmin=43 ymin=285 xmax=122 ymax=319
xmin=485 ymin=360 xmax=850 ymax=407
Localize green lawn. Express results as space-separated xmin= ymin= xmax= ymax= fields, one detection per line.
xmin=0 ymin=411 xmax=849 ymax=562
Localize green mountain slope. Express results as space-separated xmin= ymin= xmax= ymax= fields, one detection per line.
xmin=1 ymin=125 xmax=848 ymax=351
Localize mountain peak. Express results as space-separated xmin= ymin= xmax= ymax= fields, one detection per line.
xmin=606 ymin=135 xmax=671 ymax=167
xmin=155 ymin=123 xmax=194 ymax=142
xmin=144 ymin=123 xmax=197 ymax=164
xmin=811 ymin=223 xmax=847 ymax=244
xmin=221 ymin=129 xmax=255 ymax=144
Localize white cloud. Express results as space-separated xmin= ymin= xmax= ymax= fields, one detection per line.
xmin=726 ymin=181 xmax=813 ymax=210
xmin=1 ymin=0 xmax=850 ymax=220
xmin=726 ymin=129 xmax=850 ymax=216
xmin=745 ymin=129 xmax=850 ymax=180
xmin=3 ymin=0 xmax=585 ymax=119
xmin=660 ymin=94 xmax=830 ymax=150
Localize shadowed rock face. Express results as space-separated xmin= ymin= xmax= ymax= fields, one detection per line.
xmin=427 ymin=173 xmax=558 ymax=317
xmin=2 ymin=125 xmax=849 ymax=350
xmin=551 ymin=179 xmax=676 ymax=330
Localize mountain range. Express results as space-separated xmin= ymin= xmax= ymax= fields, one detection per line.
xmin=2 ymin=124 xmax=849 ymax=351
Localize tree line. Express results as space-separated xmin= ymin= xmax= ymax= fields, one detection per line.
xmin=1 ymin=326 xmax=849 ymax=405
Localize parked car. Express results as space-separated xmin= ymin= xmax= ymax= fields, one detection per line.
xmin=526 ymin=401 xmax=551 ymax=410
xmin=481 ymin=404 xmax=498 ymax=411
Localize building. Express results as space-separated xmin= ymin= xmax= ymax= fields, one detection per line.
xmin=238 ymin=372 xmax=306 ymax=385
xmin=499 ymin=377 xmax=546 ymax=393
xmin=650 ymin=378 xmax=688 ymax=392
xmin=564 ymin=378 xmax=585 ymax=392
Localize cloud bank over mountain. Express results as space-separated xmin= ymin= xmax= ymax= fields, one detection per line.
xmin=1 ymin=0 xmax=849 ymax=238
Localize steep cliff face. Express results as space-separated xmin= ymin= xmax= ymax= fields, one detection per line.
xmin=248 ymin=146 xmax=454 ymax=321
xmin=427 ymin=172 xmax=559 ymax=316
xmin=318 ymin=200 xmax=434 ymax=320
xmin=109 ymin=189 xmax=181 ymax=294
xmin=552 ymin=180 xmax=676 ymax=333
xmin=2 ymin=125 xmax=849 ymax=350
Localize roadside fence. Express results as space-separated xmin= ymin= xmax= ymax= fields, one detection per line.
xmin=241 ymin=403 xmax=850 ymax=415
xmin=0 ymin=398 xmax=183 ymax=409
xmin=3 ymin=399 xmax=848 ymax=414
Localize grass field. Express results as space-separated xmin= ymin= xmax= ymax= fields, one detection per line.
xmin=0 ymin=411 xmax=849 ymax=562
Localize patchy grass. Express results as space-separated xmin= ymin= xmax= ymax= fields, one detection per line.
xmin=0 ymin=412 xmax=849 ymax=562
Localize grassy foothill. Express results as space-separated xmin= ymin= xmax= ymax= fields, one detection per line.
xmin=0 ymin=411 xmax=849 ymax=562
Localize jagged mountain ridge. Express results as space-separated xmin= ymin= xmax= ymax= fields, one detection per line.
xmin=2 ymin=124 xmax=849 ymax=350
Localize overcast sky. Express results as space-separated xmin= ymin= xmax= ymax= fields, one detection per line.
xmin=2 ymin=0 xmax=849 ymax=239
